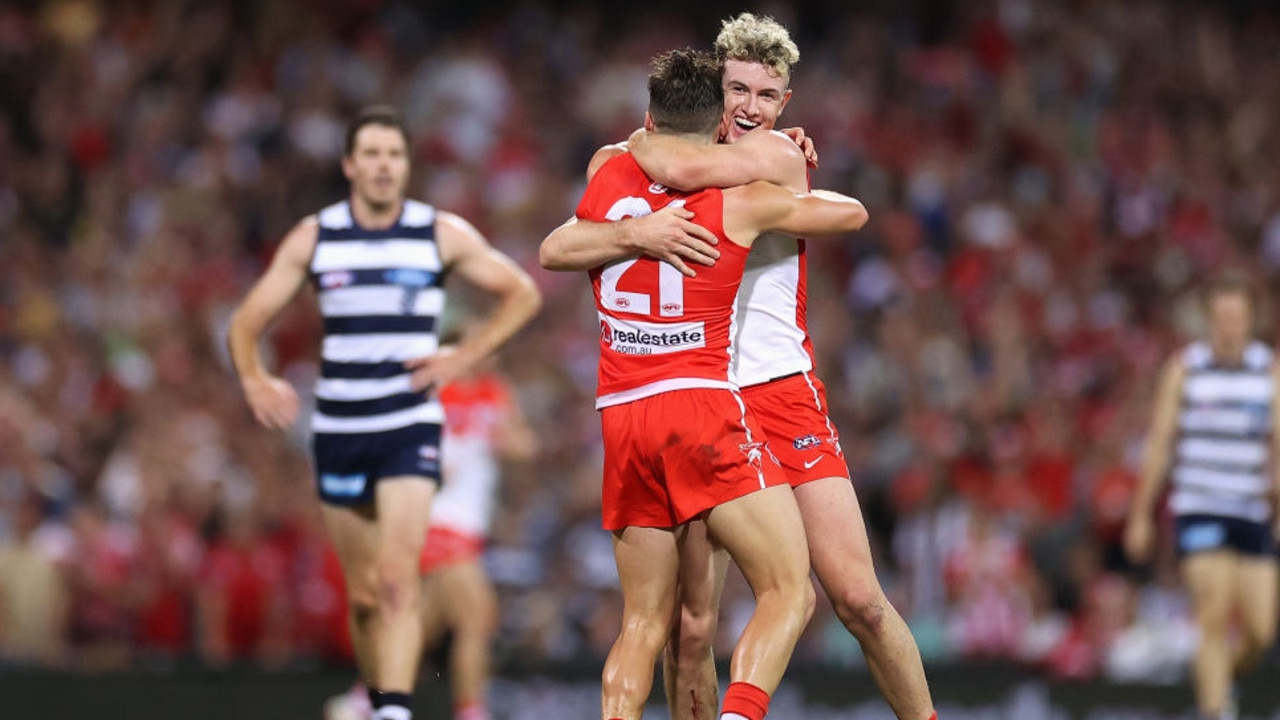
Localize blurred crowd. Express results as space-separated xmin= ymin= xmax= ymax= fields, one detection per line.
xmin=3 ymin=0 xmax=1280 ymax=686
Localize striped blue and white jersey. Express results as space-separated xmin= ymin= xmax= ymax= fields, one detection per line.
xmin=1169 ymin=340 xmax=1276 ymax=522
xmin=308 ymin=199 xmax=446 ymax=434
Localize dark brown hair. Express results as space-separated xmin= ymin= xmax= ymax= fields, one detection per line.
xmin=647 ymin=49 xmax=724 ymax=137
xmin=344 ymin=105 xmax=410 ymax=157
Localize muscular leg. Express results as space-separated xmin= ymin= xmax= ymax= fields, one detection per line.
xmin=419 ymin=572 xmax=449 ymax=653
xmin=704 ymin=485 xmax=814 ymax=696
xmin=372 ymin=477 xmax=437 ymax=693
xmin=1231 ymin=556 xmax=1278 ymax=674
xmin=1184 ymin=551 xmax=1238 ymax=717
xmin=795 ymin=477 xmax=934 ymax=720
xmin=433 ymin=561 xmax=499 ymax=712
xmin=664 ymin=522 xmax=728 ymax=720
xmin=322 ymin=503 xmax=381 ymax=686
xmin=602 ymin=525 xmax=681 ymax=720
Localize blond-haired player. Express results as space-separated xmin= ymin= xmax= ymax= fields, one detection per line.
xmin=542 ymin=14 xmax=936 ymax=720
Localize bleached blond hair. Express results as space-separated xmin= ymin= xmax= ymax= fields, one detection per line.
xmin=714 ymin=12 xmax=800 ymax=81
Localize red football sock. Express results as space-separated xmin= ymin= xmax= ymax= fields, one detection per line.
xmin=720 ymin=682 xmax=770 ymax=720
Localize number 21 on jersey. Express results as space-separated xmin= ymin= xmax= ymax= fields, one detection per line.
xmin=599 ymin=196 xmax=685 ymax=318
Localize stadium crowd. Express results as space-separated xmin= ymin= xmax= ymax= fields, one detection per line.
xmin=2 ymin=0 xmax=1279 ymax=687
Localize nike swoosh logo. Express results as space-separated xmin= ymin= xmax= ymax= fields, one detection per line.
xmin=803 ymin=458 xmax=821 ymax=469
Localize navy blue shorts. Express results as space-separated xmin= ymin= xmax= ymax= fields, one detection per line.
xmin=1175 ymin=514 xmax=1275 ymax=558
xmin=312 ymin=423 xmax=442 ymax=506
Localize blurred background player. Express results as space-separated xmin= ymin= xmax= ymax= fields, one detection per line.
xmin=542 ymin=14 xmax=936 ymax=720
xmin=327 ymin=320 xmax=537 ymax=720
xmin=1124 ymin=274 xmax=1280 ymax=720
xmin=228 ymin=105 xmax=541 ymax=720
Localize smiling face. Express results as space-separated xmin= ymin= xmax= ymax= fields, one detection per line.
xmin=342 ymin=123 xmax=410 ymax=213
xmin=720 ymin=58 xmax=792 ymax=144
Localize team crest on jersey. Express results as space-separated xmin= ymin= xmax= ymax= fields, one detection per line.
xmin=793 ymin=434 xmax=821 ymax=450
xmin=648 ymin=181 xmax=668 ymax=194
xmin=319 ymin=271 xmax=355 ymax=289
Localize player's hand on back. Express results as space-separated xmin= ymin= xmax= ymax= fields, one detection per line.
xmin=628 ymin=206 xmax=721 ymax=278
xmin=242 ymin=375 xmax=300 ymax=429
xmin=779 ymin=127 xmax=818 ymax=168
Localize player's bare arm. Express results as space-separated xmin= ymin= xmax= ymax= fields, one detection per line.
xmin=495 ymin=392 xmax=539 ymax=463
xmin=587 ymin=142 xmax=628 ymax=181
xmin=405 ymin=212 xmax=541 ymax=392
xmin=722 ymin=181 xmax=868 ymax=246
xmin=1124 ymin=355 xmax=1187 ymax=563
xmin=1271 ymin=364 xmax=1280 ymax=530
xmin=628 ymin=127 xmax=809 ymax=192
xmin=227 ymin=218 xmax=319 ymax=429
xmin=778 ymin=126 xmax=819 ymax=167
xmin=539 ymin=142 xmax=721 ymax=278
xmin=539 ymin=209 xmax=720 ymax=278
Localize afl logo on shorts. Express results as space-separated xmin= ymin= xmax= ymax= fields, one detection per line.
xmin=793 ymin=434 xmax=821 ymax=450
xmin=319 ymin=271 xmax=355 ymax=289
xmin=418 ymin=444 xmax=440 ymax=473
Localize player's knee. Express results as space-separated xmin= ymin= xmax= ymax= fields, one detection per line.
xmin=1196 ymin=609 xmax=1231 ymax=636
xmin=797 ymin=580 xmax=817 ymax=625
xmin=672 ymin=604 xmax=717 ymax=659
xmin=761 ymin=577 xmax=814 ymax=628
xmin=1246 ymin=618 xmax=1277 ymax=651
xmin=622 ymin=612 xmax=675 ymax=654
xmin=375 ymin=558 xmax=420 ymax=614
xmin=347 ymin=584 xmax=380 ymax=621
xmin=459 ymin=590 xmax=500 ymax=637
xmin=831 ymin=586 xmax=890 ymax=641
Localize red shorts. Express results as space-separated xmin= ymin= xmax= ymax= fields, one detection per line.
xmin=600 ymin=388 xmax=786 ymax=531
xmin=418 ymin=525 xmax=485 ymax=574
xmin=741 ymin=371 xmax=848 ymax=488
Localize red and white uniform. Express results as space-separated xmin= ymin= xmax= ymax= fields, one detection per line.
xmin=735 ymin=230 xmax=847 ymax=486
xmin=419 ymin=373 xmax=512 ymax=573
xmin=735 ymin=237 xmax=812 ymax=385
xmin=580 ymin=153 xmax=785 ymax=531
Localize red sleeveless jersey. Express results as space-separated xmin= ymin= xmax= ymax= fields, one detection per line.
xmin=577 ymin=153 xmax=751 ymax=409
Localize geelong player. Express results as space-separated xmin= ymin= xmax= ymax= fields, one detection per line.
xmin=1125 ymin=274 xmax=1280 ymax=720
xmin=228 ymin=106 xmax=540 ymax=720
xmin=542 ymin=14 xmax=936 ymax=720
xmin=575 ymin=49 xmax=867 ymax=720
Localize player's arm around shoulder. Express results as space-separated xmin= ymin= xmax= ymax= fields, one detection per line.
xmin=587 ymin=142 xmax=628 ymax=182
xmin=721 ymin=181 xmax=869 ymax=245
xmin=629 ymin=127 xmax=807 ymax=191
xmin=434 ymin=211 xmax=541 ymax=360
xmin=538 ymin=143 xmax=629 ymax=273
xmin=539 ymin=141 xmax=720 ymax=278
